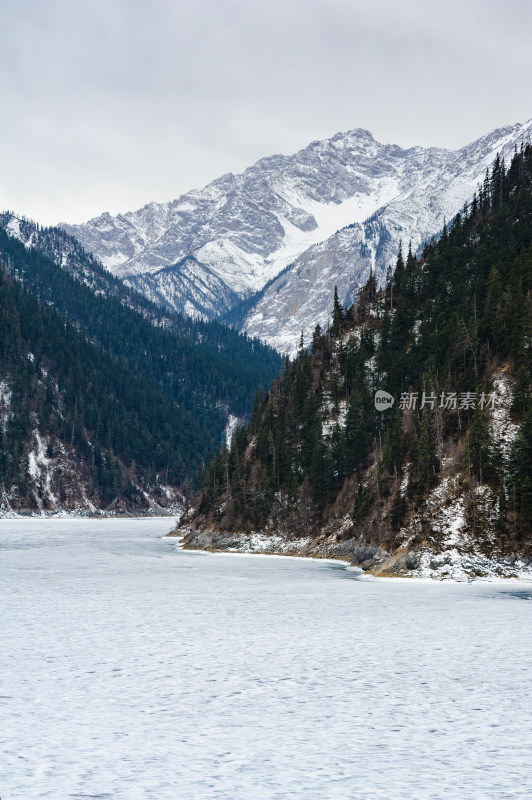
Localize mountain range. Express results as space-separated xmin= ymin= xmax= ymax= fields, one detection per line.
xmin=181 ymin=144 xmax=532 ymax=579
xmin=0 ymin=216 xmax=281 ymax=514
xmin=63 ymin=119 xmax=532 ymax=352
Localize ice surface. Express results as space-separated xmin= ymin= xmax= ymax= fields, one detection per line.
xmin=1 ymin=518 xmax=532 ymax=799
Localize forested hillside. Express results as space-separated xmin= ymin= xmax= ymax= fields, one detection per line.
xmin=0 ymin=267 xmax=208 ymax=511
xmin=184 ymin=146 xmax=532 ymax=578
xmin=0 ymin=217 xmax=282 ymax=424
xmin=0 ymin=221 xmax=282 ymax=513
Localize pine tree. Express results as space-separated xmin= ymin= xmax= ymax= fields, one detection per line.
xmin=310 ymin=438 xmax=327 ymax=508
xmin=351 ymin=483 xmax=372 ymax=525
xmin=464 ymin=402 xmax=497 ymax=486
xmin=509 ymin=407 xmax=532 ymax=534
xmin=332 ymin=286 xmax=343 ymax=337
xmin=410 ymin=411 xmax=438 ymax=497
xmin=480 ymin=266 xmax=503 ymax=350
xmin=312 ymin=323 xmax=322 ymax=353
xmin=344 ymin=390 xmax=371 ymax=474
xmin=393 ymin=242 xmax=405 ymax=295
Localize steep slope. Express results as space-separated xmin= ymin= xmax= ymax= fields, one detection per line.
xmin=0 ymin=212 xmax=167 ymax=323
xmin=0 ymin=265 xmax=202 ymax=514
xmin=242 ymin=122 xmax=532 ymax=352
xmin=0 ymin=212 xmax=278 ymax=354
xmin=0 ymin=223 xmax=283 ymax=513
xmin=180 ymin=147 xmax=532 ymax=579
xmin=0 ymin=219 xmax=282 ymax=435
xmin=64 ymin=121 xmax=532 ymax=352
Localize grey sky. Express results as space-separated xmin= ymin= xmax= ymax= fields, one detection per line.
xmin=2 ymin=0 xmax=531 ymax=225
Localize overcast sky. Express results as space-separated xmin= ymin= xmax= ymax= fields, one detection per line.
xmin=2 ymin=0 xmax=531 ymax=225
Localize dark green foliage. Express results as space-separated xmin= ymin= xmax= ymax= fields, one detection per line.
xmin=195 ymin=145 xmax=532 ymax=543
xmin=0 ymin=222 xmax=282 ymax=505
xmin=197 ymin=290 xmax=382 ymax=527
xmin=409 ymin=411 xmax=439 ymax=498
xmin=332 ymin=286 xmax=343 ymax=337
xmin=509 ymin=407 xmax=532 ymax=534
xmin=390 ymin=488 xmax=407 ymax=531
xmin=344 ymin=389 xmax=372 ymax=474
xmin=380 ymin=406 xmax=404 ymax=479
xmin=0 ymin=222 xmax=281 ymax=431
xmin=464 ymin=403 xmax=499 ymax=486
xmin=351 ymin=483 xmax=373 ymax=525
xmin=0 ymin=268 xmax=207 ymax=502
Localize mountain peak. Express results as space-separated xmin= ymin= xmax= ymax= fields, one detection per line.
xmin=62 ymin=120 xmax=532 ymax=352
xmin=333 ymin=127 xmax=375 ymax=142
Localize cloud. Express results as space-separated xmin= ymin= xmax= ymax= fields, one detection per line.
xmin=1 ymin=0 xmax=531 ymax=224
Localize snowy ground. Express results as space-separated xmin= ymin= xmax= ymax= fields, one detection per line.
xmin=1 ymin=519 xmax=532 ymax=799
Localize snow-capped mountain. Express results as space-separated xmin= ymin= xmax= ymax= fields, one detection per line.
xmin=62 ymin=120 xmax=532 ymax=353
xmin=0 ymin=211 xmax=180 ymax=329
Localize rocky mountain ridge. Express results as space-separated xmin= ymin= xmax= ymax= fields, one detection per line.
xmin=178 ymin=145 xmax=532 ymax=579
xmin=0 ymin=220 xmax=282 ymax=514
xmin=63 ymin=120 xmax=532 ymax=352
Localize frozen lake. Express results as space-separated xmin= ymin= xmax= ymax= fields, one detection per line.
xmin=1 ymin=518 xmax=532 ymax=799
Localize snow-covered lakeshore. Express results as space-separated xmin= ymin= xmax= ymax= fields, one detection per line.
xmin=2 ymin=519 xmax=532 ymax=799
xmin=179 ymin=526 xmax=532 ymax=582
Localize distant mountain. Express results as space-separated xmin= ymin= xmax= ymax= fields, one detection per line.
xmin=63 ymin=120 xmax=532 ymax=352
xmin=0 ymin=212 xmax=267 ymax=347
xmin=0 ymin=242 xmax=199 ymax=514
xmin=180 ymin=146 xmax=532 ymax=580
xmin=0 ymin=213 xmax=281 ymax=419
xmin=0 ymin=219 xmax=282 ymax=513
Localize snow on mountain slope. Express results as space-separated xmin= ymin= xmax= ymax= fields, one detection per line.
xmin=243 ymin=121 xmax=532 ymax=353
xmin=0 ymin=212 xmax=180 ymax=329
xmin=62 ymin=129 xmax=403 ymax=305
xmin=63 ymin=120 xmax=532 ymax=347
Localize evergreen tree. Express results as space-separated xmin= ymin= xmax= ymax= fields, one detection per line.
xmin=332 ymin=286 xmax=343 ymax=337
xmin=480 ymin=267 xmax=503 ymax=350
xmin=190 ymin=145 xmax=532 ymax=549
xmin=509 ymin=407 xmax=532 ymax=534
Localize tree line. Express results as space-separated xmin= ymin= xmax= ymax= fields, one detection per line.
xmin=196 ymin=145 xmax=532 ymax=548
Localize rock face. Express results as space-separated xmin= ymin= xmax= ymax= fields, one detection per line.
xmin=63 ymin=120 xmax=532 ymax=352
xmin=405 ymin=553 xmax=419 ymax=570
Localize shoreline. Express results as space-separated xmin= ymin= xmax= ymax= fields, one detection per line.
xmin=3 ymin=515 xmax=530 ymax=583
xmin=179 ymin=543 xmax=532 ymax=585
xmin=172 ymin=526 xmax=532 ymax=583
xmin=0 ymin=509 xmax=179 ymax=520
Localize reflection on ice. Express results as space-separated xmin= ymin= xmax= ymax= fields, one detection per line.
xmin=484 ymin=589 xmax=532 ymax=601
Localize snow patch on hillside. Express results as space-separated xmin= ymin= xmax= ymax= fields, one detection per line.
xmin=0 ymin=379 xmax=12 ymax=432
xmin=224 ymin=414 xmax=240 ymax=448
xmin=491 ymin=367 xmax=519 ymax=459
